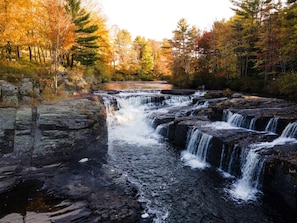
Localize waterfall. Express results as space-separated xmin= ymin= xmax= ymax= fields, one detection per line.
xmin=224 ymin=111 xmax=246 ymax=128
xmin=265 ymin=117 xmax=279 ymax=133
xmin=227 ymin=145 xmax=240 ymax=175
xmin=229 ymin=122 xmax=297 ymax=201
xmin=95 ymin=88 xmax=297 ymax=222
xmin=230 ymin=146 xmax=265 ymax=201
xmin=155 ymin=121 xmax=173 ymax=138
xmin=190 ymin=101 xmax=209 ymax=116
xmin=280 ymin=122 xmax=297 ymax=139
xmin=229 ymin=121 xmax=297 ymax=201
xmin=219 ymin=145 xmax=225 ymax=170
xmin=163 ymin=95 xmax=192 ymax=107
xmin=249 ymin=117 xmax=257 ymax=130
xmin=219 ymin=145 xmax=242 ymax=177
xmin=181 ymin=128 xmax=213 ymax=169
xmin=223 ymin=111 xmax=258 ymax=130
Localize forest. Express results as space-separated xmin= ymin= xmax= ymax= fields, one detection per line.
xmin=1 ymin=0 xmax=297 ymax=99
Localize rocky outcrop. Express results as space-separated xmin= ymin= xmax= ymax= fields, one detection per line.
xmin=149 ymin=91 xmax=297 ymax=211
xmin=0 ymin=94 xmax=142 ymax=222
xmin=0 ymin=79 xmax=40 ymax=107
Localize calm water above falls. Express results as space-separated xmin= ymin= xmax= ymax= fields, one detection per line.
xmin=97 ymin=83 xmax=295 ymax=223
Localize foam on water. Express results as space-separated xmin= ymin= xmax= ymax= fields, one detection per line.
xmin=205 ymin=121 xmax=241 ymax=130
xmin=229 ymin=122 xmax=297 ymax=202
xmin=181 ymin=151 xmax=210 ymax=169
xmin=229 ymin=148 xmax=265 ymax=202
xmin=107 ymin=96 xmax=161 ymax=146
xmin=181 ymin=128 xmax=213 ymax=169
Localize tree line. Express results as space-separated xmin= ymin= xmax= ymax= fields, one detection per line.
xmin=0 ymin=0 xmax=112 ymax=93
xmin=170 ymin=0 xmax=297 ymax=99
xmin=1 ymin=0 xmax=297 ymax=99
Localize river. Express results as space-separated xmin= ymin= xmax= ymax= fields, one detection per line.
xmin=97 ymin=81 xmax=295 ymax=223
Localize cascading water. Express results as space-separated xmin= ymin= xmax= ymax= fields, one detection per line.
xmin=97 ymin=88 xmax=296 ymax=223
xmin=225 ymin=111 xmax=246 ymax=128
xmin=265 ymin=117 xmax=279 ymax=133
xmin=103 ymin=91 xmax=174 ymax=222
xmin=280 ymin=121 xmax=297 ymax=138
xmin=221 ymin=110 xmax=263 ymax=131
xmin=102 ymin=91 xmax=215 ymax=222
xmin=249 ymin=117 xmax=257 ymax=130
xmin=211 ymin=110 xmax=255 ymax=130
xmin=257 ymin=121 xmax=297 ymax=148
xmin=229 ymin=146 xmax=265 ymax=201
xmin=219 ymin=144 xmax=242 ymax=177
xmin=229 ymin=121 xmax=297 ymax=202
xmin=181 ymin=128 xmax=213 ymax=169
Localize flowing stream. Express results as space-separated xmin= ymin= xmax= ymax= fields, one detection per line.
xmin=97 ymin=84 xmax=295 ymax=223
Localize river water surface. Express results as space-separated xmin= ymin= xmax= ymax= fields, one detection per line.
xmin=98 ymin=81 xmax=294 ymax=223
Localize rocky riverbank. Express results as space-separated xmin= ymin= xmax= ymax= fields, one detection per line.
xmin=1 ymin=78 xmax=297 ymax=221
xmin=0 ymin=91 xmax=142 ymax=222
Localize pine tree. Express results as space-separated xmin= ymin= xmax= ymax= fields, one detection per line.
xmin=66 ymin=0 xmax=99 ymax=66
xmin=170 ymin=18 xmax=194 ymax=86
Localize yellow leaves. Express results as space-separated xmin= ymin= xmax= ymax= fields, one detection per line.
xmin=88 ymin=12 xmax=112 ymax=63
xmin=0 ymin=0 xmax=31 ymax=45
xmin=43 ymin=0 xmax=75 ymax=51
xmin=0 ymin=0 xmax=75 ymax=50
xmin=0 ymin=0 xmax=110 ymax=70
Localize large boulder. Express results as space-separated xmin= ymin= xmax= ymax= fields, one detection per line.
xmin=32 ymin=95 xmax=108 ymax=165
xmin=0 ymin=80 xmax=18 ymax=106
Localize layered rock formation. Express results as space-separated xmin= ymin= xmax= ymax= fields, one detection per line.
xmin=150 ymin=90 xmax=297 ymax=212
xmin=0 ymin=93 xmax=141 ymax=222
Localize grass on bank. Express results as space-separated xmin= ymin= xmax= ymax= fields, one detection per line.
xmin=1 ymin=59 xmax=297 ymax=102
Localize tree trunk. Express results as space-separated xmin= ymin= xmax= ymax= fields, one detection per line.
xmin=37 ymin=47 xmax=42 ymax=64
xmin=40 ymin=48 xmax=46 ymax=64
xmin=16 ymin=46 xmax=20 ymax=60
xmin=245 ymin=55 xmax=249 ymax=77
xmin=6 ymin=41 xmax=12 ymax=61
xmin=29 ymin=46 xmax=32 ymax=61
xmin=33 ymin=46 xmax=38 ymax=62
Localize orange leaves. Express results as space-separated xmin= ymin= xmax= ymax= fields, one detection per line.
xmin=43 ymin=0 xmax=75 ymax=51
xmin=0 ymin=0 xmax=31 ymax=45
xmin=0 ymin=0 xmax=75 ymax=51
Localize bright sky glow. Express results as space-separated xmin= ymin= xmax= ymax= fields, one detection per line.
xmin=99 ymin=0 xmax=235 ymax=41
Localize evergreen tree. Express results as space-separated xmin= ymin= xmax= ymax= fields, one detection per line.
xmin=171 ymin=18 xmax=191 ymax=81
xmin=230 ymin=0 xmax=264 ymax=77
xmin=66 ymin=0 xmax=99 ymax=66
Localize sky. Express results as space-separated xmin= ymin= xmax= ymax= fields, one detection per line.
xmin=98 ymin=0 xmax=235 ymax=41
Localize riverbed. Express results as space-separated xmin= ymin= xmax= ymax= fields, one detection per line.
xmin=99 ymin=82 xmax=296 ymax=223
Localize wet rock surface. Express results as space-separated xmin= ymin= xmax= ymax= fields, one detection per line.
xmin=149 ymin=91 xmax=297 ymax=212
xmin=1 ymin=87 xmax=297 ymax=222
xmin=0 ymin=94 xmax=142 ymax=223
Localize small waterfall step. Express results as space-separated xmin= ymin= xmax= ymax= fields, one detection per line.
xmin=265 ymin=117 xmax=279 ymax=133
xmin=181 ymin=127 xmax=213 ymax=169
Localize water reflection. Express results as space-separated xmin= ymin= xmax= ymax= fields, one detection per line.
xmin=99 ymin=81 xmax=173 ymax=90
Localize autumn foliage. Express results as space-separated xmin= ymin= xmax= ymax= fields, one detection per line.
xmin=168 ymin=1 xmax=297 ymax=99
xmin=0 ymin=0 xmax=297 ymax=99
